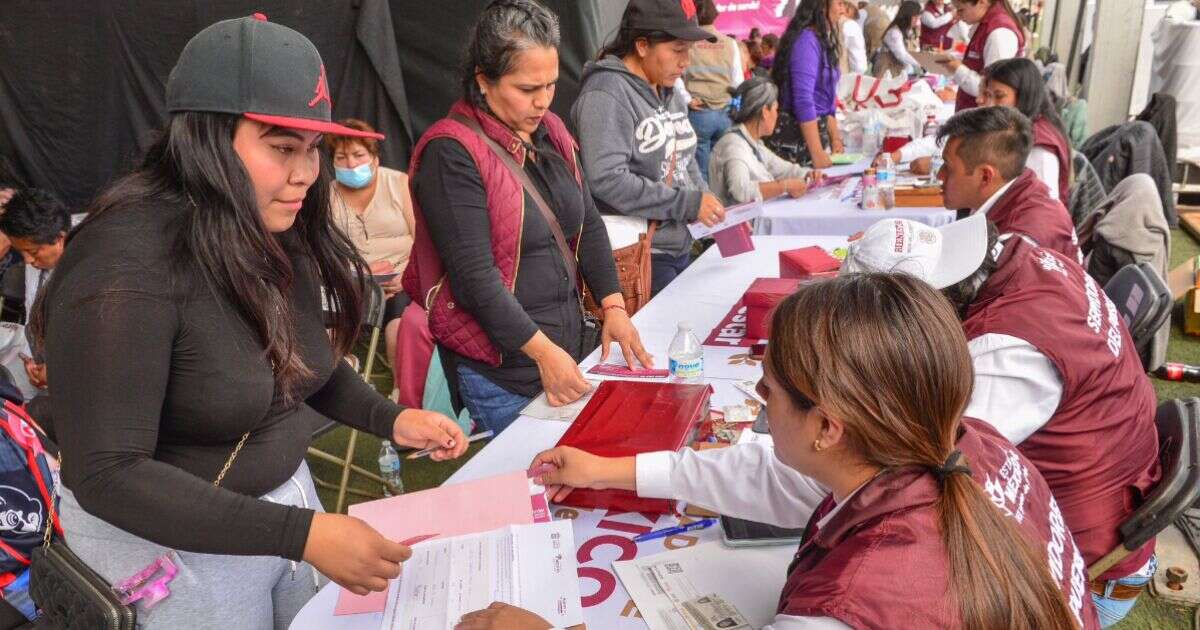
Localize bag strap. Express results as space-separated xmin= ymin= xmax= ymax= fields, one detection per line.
xmin=449 ymin=113 xmax=580 ymax=286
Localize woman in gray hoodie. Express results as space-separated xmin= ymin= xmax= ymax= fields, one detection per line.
xmin=571 ymin=0 xmax=726 ymax=296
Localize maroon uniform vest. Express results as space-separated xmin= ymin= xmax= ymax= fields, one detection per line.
xmin=919 ymin=2 xmax=956 ymax=50
xmin=777 ymin=419 xmax=1100 ymax=629
xmin=1032 ymin=116 xmax=1072 ymax=208
xmin=402 ymin=100 xmax=582 ymax=365
xmin=984 ymin=168 xmax=1080 ymax=263
xmin=956 ymin=2 xmax=1025 ymax=111
xmin=962 ymin=237 xmax=1160 ymax=580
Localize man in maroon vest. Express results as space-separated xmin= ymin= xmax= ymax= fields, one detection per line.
xmin=938 ymin=105 xmax=1080 ymax=262
xmin=844 ymin=213 xmax=1161 ymax=627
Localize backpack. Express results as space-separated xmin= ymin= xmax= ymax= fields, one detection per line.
xmin=0 ymin=399 xmax=60 ymax=618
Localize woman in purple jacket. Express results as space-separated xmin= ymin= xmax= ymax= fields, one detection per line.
xmin=769 ymin=0 xmax=846 ymax=168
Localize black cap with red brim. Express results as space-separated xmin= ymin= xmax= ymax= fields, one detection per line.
xmin=166 ymin=14 xmax=383 ymax=141
xmin=623 ymin=0 xmax=718 ymax=42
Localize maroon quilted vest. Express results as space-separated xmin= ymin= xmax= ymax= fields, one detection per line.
xmin=1032 ymin=116 xmax=1072 ymax=208
xmin=956 ymin=1 xmax=1025 ymax=111
xmin=984 ymin=168 xmax=1080 ymax=263
xmin=919 ymin=2 xmax=956 ymax=50
xmin=402 ymin=100 xmax=581 ymax=365
xmin=962 ymin=237 xmax=1160 ymax=581
xmin=777 ymin=419 xmax=1100 ymax=629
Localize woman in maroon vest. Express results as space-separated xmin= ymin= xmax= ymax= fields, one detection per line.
xmin=509 ymin=273 xmax=1098 ymax=630
xmin=919 ymin=0 xmax=957 ymax=51
xmin=979 ymin=58 xmax=1073 ymax=207
xmin=938 ymin=0 xmax=1024 ymax=111
xmin=404 ymin=0 xmax=652 ymax=435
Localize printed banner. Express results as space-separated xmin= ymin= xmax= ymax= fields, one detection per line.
xmin=713 ymin=0 xmax=797 ymax=39
xmin=703 ymin=300 xmax=758 ymax=348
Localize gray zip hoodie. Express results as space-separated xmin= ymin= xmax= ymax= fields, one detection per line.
xmin=571 ymin=56 xmax=708 ymax=257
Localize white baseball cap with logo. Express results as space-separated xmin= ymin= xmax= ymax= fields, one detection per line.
xmin=842 ymin=213 xmax=989 ymax=289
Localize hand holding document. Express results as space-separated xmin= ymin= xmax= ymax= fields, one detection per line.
xmin=380 ymin=521 xmax=583 ymax=630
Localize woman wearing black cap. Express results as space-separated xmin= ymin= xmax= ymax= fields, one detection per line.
xmin=34 ymin=15 xmax=467 ymax=627
xmin=571 ymin=0 xmax=728 ymax=296
xmin=708 ymin=77 xmax=823 ymax=206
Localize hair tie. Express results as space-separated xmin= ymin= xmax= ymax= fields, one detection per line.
xmin=932 ymin=449 xmax=972 ymax=484
xmin=729 ymin=95 xmax=743 ymax=112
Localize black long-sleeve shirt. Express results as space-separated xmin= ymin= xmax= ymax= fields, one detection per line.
xmin=42 ymin=199 xmax=403 ymax=561
xmin=413 ymin=126 xmax=621 ymax=396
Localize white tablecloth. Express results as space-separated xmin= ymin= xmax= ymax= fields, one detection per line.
xmin=289 ymin=235 xmax=846 ymax=630
xmin=754 ymin=190 xmax=956 ymax=236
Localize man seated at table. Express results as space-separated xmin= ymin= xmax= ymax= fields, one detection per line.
xmin=843 ymin=214 xmax=1159 ymax=627
xmin=937 ymin=106 xmax=1079 ymax=262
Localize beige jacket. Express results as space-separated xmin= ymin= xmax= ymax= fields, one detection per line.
xmin=330 ymin=166 xmax=415 ymax=272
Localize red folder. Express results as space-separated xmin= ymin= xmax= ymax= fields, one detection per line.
xmin=554 ymin=380 xmax=712 ymax=513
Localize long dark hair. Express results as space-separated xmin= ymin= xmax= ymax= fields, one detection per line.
xmin=983 ymin=58 xmax=1069 ymax=145
xmin=771 ymin=0 xmax=841 ymax=113
xmin=33 ymin=112 xmax=366 ymax=401
xmin=887 ymin=1 xmax=924 ymax=39
xmin=767 ymin=273 xmax=1077 ymax=630
xmin=961 ymin=0 xmax=1022 ymax=32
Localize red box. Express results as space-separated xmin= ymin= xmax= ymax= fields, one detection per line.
xmin=744 ymin=277 xmax=802 ymax=340
xmin=555 ymin=381 xmax=712 ymax=513
xmin=780 ymin=246 xmax=841 ymax=280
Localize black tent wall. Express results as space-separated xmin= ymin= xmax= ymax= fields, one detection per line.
xmin=0 ymin=0 xmax=414 ymax=210
xmin=0 ymin=1 xmax=624 ymax=209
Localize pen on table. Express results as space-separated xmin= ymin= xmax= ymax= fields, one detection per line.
xmin=407 ymin=430 xmax=494 ymax=459
xmin=632 ymin=518 xmax=718 ymax=543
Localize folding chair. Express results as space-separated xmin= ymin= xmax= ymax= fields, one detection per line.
xmin=306 ymin=281 xmax=393 ymax=513
xmin=1088 ymin=398 xmax=1200 ymax=580
xmin=1103 ymin=262 xmax=1172 ymax=371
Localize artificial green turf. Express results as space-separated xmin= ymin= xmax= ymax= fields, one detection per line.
xmin=308 ymin=227 xmax=1200 ymax=628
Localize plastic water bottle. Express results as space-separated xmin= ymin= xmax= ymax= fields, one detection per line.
xmin=668 ymin=322 xmax=704 ymax=384
xmin=861 ymin=168 xmax=882 ymax=210
xmin=877 ymin=153 xmax=896 ymax=209
xmin=922 ymin=114 xmax=939 ymax=140
xmin=378 ymin=442 xmax=403 ymax=497
xmin=862 ymin=111 xmax=881 ymax=157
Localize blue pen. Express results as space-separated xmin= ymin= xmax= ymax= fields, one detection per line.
xmin=632 ymin=518 xmax=718 ymax=543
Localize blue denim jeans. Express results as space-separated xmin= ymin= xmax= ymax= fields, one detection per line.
xmin=651 ymin=252 xmax=692 ymax=297
xmin=456 ymin=365 xmax=533 ymax=435
xmin=688 ymin=108 xmax=732 ymax=184
xmin=1091 ymin=554 xmax=1157 ymax=627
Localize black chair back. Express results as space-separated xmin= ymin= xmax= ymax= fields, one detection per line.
xmin=1116 ymin=398 xmax=1200 ymax=553
xmin=1103 ymin=262 xmax=1171 ymax=369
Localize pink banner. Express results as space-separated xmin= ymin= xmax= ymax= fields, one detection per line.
xmin=713 ymin=0 xmax=797 ymax=40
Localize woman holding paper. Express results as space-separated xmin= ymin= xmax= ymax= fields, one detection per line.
xmin=528 ymin=274 xmax=1100 ymax=629
xmin=407 ymin=0 xmax=653 ymax=434
xmin=709 ymin=77 xmax=823 ymax=206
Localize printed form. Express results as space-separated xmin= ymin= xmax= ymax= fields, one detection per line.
xmin=381 ymin=520 xmax=582 ymax=630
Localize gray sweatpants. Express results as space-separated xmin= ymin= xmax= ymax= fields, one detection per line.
xmin=58 ymin=462 xmax=327 ymax=630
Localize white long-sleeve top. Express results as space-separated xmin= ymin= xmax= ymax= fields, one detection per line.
xmin=952 ymin=26 xmax=1020 ymax=96
xmin=883 ymin=26 xmax=922 ymax=76
xmin=921 ymin=6 xmax=956 ymax=30
xmin=635 ymin=444 xmax=854 ymax=629
xmin=841 ymin=18 xmax=869 ymax=74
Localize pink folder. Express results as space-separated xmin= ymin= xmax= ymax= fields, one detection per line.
xmin=334 ymin=470 xmax=538 ymax=615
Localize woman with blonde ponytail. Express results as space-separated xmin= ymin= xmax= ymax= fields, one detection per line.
xmin=509 ymin=273 xmax=1100 ymax=630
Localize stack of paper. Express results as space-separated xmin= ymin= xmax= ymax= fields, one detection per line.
xmin=336 ymin=471 xmax=548 ymax=615
xmin=380 ymin=521 xmax=583 ymax=630
xmin=614 ymin=541 xmax=793 ymax=630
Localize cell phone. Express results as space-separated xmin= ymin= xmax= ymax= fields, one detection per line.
xmin=719 ymin=516 xmax=805 ymax=548
xmin=371 ymin=272 xmax=400 ymax=284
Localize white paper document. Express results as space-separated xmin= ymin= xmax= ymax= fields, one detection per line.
xmin=614 ymin=541 xmax=794 ymax=630
xmin=380 ymin=520 xmax=583 ymax=630
xmin=822 ymin=156 xmax=874 ymax=178
xmin=688 ymin=200 xmax=764 ymax=240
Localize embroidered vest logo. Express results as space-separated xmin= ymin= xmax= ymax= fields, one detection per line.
xmin=308 ymin=64 xmax=332 ymax=109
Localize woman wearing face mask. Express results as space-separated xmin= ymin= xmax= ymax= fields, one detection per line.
xmin=709 ymin=77 xmax=823 ymax=205
xmin=522 ymin=274 xmax=1101 ymax=630
xmin=328 ymin=119 xmax=415 ymax=364
xmin=769 ymin=0 xmax=846 ymax=169
xmin=939 ymin=0 xmax=1025 ymax=111
xmin=873 ymin=1 xmax=925 ymax=79
xmin=34 ymin=15 xmax=468 ymax=628
xmin=406 ymin=0 xmax=652 ymax=435
xmin=572 ymin=0 xmax=727 ymax=296
xmin=979 ymin=58 xmax=1072 ymax=206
